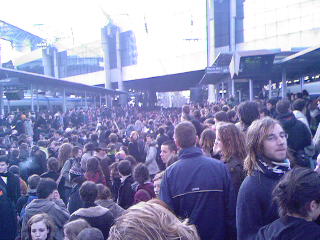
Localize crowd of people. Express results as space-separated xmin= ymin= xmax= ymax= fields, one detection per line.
xmin=1 ymin=89 xmax=320 ymax=240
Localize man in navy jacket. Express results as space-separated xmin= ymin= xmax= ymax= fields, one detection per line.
xmin=160 ymin=121 xmax=236 ymax=240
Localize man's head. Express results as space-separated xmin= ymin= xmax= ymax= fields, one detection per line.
xmin=79 ymin=181 xmax=98 ymax=204
xmin=292 ymin=98 xmax=306 ymax=113
xmin=267 ymin=98 xmax=278 ymax=111
xmin=118 ymin=160 xmax=132 ymax=177
xmin=0 ymin=155 xmax=9 ymax=173
xmin=245 ymin=117 xmax=288 ymax=175
xmin=36 ymin=178 xmax=58 ymax=199
xmin=77 ymin=228 xmax=104 ymax=240
xmin=160 ymin=141 xmax=177 ymax=164
xmin=174 ymin=121 xmax=196 ymax=149
xmin=276 ymin=100 xmax=291 ymax=115
xmin=28 ymin=174 xmax=41 ymax=191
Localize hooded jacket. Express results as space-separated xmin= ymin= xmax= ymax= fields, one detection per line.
xmin=21 ymin=199 xmax=70 ymax=240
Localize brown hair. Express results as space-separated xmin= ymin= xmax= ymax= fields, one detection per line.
xmin=64 ymin=219 xmax=91 ymax=240
xmin=174 ymin=121 xmax=196 ymax=148
xmin=216 ymin=123 xmax=246 ymax=163
xmin=199 ymin=128 xmax=216 ymax=156
xmin=27 ymin=213 xmax=55 ymax=240
xmin=245 ymin=117 xmax=281 ymax=175
xmin=58 ymin=143 xmax=73 ymax=168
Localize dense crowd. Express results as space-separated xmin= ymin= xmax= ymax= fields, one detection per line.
xmin=1 ymin=89 xmax=320 ymax=240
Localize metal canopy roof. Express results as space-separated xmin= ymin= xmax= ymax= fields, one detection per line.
xmin=0 ymin=67 xmax=122 ymax=95
xmin=200 ymin=53 xmax=232 ymax=85
xmin=0 ymin=20 xmax=45 ymax=51
xmin=274 ymin=45 xmax=320 ymax=79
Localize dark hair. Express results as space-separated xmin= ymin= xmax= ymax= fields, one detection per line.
xmin=161 ymin=141 xmax=177 ymax=153
xmin=28 ymin=174 xmax=41 ymax=190
xmin=124 ymin=155 xmax=137 ymax=167
xmin=182 ymin=105 xmax=191 ymax=115
xmin=259 ymin=107 xmax=269 ymax=116
xmin=36 ymin=178 xmax=57 ymax=199
xmin=267 ymin=98 xmax=278 ymax=106
xmin=86 ymin=157 xmax=102 ymax=173
xmin=72 ymin=146 xmax=82 ymax=157
xmin=226 ymin=110 xmax=237 ymax=123
xmin=276 ymin=100 xmax=291 ymax=115
xmin=84 ymin=143 xmax=95 ymax=153
xmin=292 ymin=99 xmax=306 ymax=112
xmin=109 ymin=133 xmax=118 ymax=143
xmin=90 ymin=133 xmax=98 ymax=142
xmin=215 ymin=111 xmax=228 ymax=122
xmin=80 ymin=181 xmax=98 ymax=203
xmin=47 ymin=157 xmax=59 ymax=173
xmin=158 ymin=127 xmax=165 ymax=135
xmin=237 ymin=101 xmax=260 ymax=127
xmin=96 ymin=183 xmax=112 ymax=200
xmin=118 ymin=160 xmax=132 ymax=176
xmin=174 ymin=121 xmax=196 ymax=148
xmin=133 ymin=163 xmax=150 ymax=185
xmin=273 ymin=167 xmax=320 ymax=218
xmin=0 ymin=155 xmax=9 ymax=164
xmin=9 ymin=165 xmax=20 ymax=175
xmin=78 ymin=228 xmax=104 ymax=240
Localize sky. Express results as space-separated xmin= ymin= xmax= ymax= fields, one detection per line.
xmin=0 ymin=0 xmax=207 ymax=77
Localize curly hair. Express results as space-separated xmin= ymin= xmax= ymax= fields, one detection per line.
xmin=108 ymin=202 xmax=200 ymax=240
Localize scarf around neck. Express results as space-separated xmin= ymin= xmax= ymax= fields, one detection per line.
xmin=257 ymin=157 xmax=291 ymax=178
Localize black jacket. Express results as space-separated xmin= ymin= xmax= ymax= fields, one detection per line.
xmin=256 ymin=216 xmax=320 ymax=240
xmin=0 ymin=185 xmax=17 ymax=240
xmin=117 ymin=175 xmax=135 ymax=209
xmin=0 ymin=171 xmax=20 ymax=206
xmin=68 ymin=184 xmax=84 ymax=214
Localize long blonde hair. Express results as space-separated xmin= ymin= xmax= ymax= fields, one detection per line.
xmin=108 ymin=201 xmax=200 ymax=240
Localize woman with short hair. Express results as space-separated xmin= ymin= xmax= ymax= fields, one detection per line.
xmin=27 ymin=213 xmax=55 ymax=240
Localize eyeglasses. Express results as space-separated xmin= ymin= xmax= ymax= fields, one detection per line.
xmin=265 ymin=132 xmax=288 ymax=142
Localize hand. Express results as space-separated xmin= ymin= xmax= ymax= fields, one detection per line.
xmin=52 ymin=190 xmax=60 ymax=200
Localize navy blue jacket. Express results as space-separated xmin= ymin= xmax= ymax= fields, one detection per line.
xmin=160 ymin=147 xmax=236 ymax=240
xmin=237 ymin=170 xmax=283 ymax=240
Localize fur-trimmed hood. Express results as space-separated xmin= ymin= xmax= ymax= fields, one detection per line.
xmin=71 ymin=205 xmax=110 ymax=218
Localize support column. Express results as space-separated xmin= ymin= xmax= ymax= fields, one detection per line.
xmin=229 ymin=0 xmax=236 ymax=52
xmin=53 ymin=47 xmax=60 ymax=78
xmin=221 ymin=82 xmax=225 ymax=99
xmin=208 ymin=85 xmax=216 ymax=103
xmin=281 ymin=69 xmax=287 ymax=99
xmin=238 ymin=90 xmax=242 ymax=103
xmin=99 ymin=95 xmax=102 ymax=108
xmin=62 ymin=88 xmax=66 ymax=113
xmin=30 ymin=84 xmax=34 ymax=112
xmin=300 ymin=76 xmax=304 ymax=91
xmin=36 ymin=89 xmax=39 ymax=112
xmin=93 ymin=95 xmax=96 ymax=108
xmin=0 ymin=86 xmax=3 ymax=115
xmin=268 ymin=80 xmax=272 ymax=99
xmin=231 ymin=79 xmax=235 ymax=97
xmin=101 ymin=26 xmax=112 ymax=89
xmin=84 ymin=91 xmax=88 ymax=109
xmin=249 ymin=79 xmax=253 ymax=101
xmin=42 ymin=47 xmax=53 ymax=77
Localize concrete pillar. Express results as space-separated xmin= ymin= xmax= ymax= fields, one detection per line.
xmin=238 ymin=90 xmax=242 ymax=103
xmin=231 ymin=79 xmax=235 ymax=97
xmin=300 ymin=76 xmax=304 ymax=91
xmin=93 ymin=95 xmax=96 ymax=108
xmin=53 ymin=47 xmax=60 ymax=78
xmin=85 ymin=91 xmax=88 ymax=109
xmin=62 ymin=88 xmax=66 ymax=113
xmin=0 ymin=86 xmax=3 ymax=115
xmin=42 ymin=48 xmax=53 ymax=77
xmin=99 ymin=95 xmax=102 ymax=108
xmin=249 ymin=79 xmax=253 ymax=101
xmin=30 ymin=84 xmax=34 ymax=112
xmin=101 ymin=27 xmax=112 ymax=89
xmin=221 ymin=82 xmax=225 ymax=99
xmin=207 ymin=0 xmax=216 ymax=103
xmin=229 ymin=0 xmax=236 ymax=52
xmin=268 ymin=80 xmax=272 ymax=99
xmin=281 ymin=69 xmax=287 ymax=99
xmin=36 ymin=90 xmax=39 ymax=112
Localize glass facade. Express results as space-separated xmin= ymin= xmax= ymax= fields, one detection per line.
xmin=240 ymin=0 xmax=320 ymax=50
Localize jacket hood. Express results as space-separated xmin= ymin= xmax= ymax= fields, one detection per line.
xmin=25 ymin=199 xmax=56 ymax=215
xmin=72 ymin=205 xmax=110 ymax=218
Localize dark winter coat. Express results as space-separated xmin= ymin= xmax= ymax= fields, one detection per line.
xmin=160 ymin=146 xmax=236 ymax=240
xmin=95 ymin=199 xmax=125 ymax=219
xmin=70 ymin=205 xmax=114 ymax=239
xmin=225 ymin=156 xmax=245 ymax=198
xmin=134 ymin=182 xmax=156 ymax=204
xmin=0 ymin=185 xmax=17 ymax=240
xmin=255 ymin=216 xmax=320 ymax=240
xmin=0 ymin=171 xmax=20 ymax=205
xmin=117 ymin=175 xmax=135 ymax=209
xmin=68 ymin=184 xmax=84 ymax=214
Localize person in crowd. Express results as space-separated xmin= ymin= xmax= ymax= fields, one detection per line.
xmin=266 ymin=98 xmax=278 ymax=118
xmin=144 ymin=134 xmax=159 ymax=178
xmin=276 ymin=99 xmax=312 ymax=167
xmin=84 ymin=157 xmax=106 ymax=185
xmin=292 ymin=98 xmax=310 ymax=128
xmin=68 ymin=164 xmax=85 ymax=214
xmin=57 ymin=143 xmax=73 ymax=170
xmin=70 ymin=181 xmax=114 ymax=239
xmin=17 ymin=174 xmax=40 ymax=216
xmin=214 ymin=111 xmax=228 ymax=123
xmin=133 ymin=163 xmax=156 ymax=203
xmin=109 ymin=162 xmax=121 ymax=202
xmin=0 ymin=155 xmax=20 ymax=206
xmin=128 ymin=131 xmax=145 ymax=163
xmin=77 ymin=228 xmax=104 ymax=240
xmin=156 ymin=127 xmax=169 ymax=170
xmin=9 ymin=164 xmax=28 ymax=195
xmin=29 ymin=145 xmax=47 ymax=176
xmin=108 ymin=133 xmax=122 ymax=151
xmin=0 ymin=184 xmax=18 ymax=240
xmin=63 ymin=219 xmax=91 ymax=240
xmin=227 ymin=110 xmax=237 ymax=123
xmin=256 ymin=167 xmax=320 ymax=240
xmin=41 ymin=157 xmax=65 ymax=199
xmin=95 ymin=183 xmax=125 ymax=219
xmin=27 ymin=213 xmax=55 ymax=240
xmin=159 ymin=140 xmax=177 ymax=167
xmin=117 ymin=160 xmax=135 ymax=209
xmin=80 ymin=143 xmax=95 ymax=171
xmin=153 ymin=171 xmax=164 ymax=198
xmin=236 ymin=117 xmax=291 ymax=240
xmin=160 ymin=121 xmax=236 ymax=240
xmin=199 ymin=128 xmax=216 ymax=157
xmin=213 ymin=123 xmax=246 ymax=196
xmin=21 ymin=178 xmax=70 ymax=240
xmin=236 ymin=101 xmax=260 ymax=133
xmin=108 ymin=201 xmax=200 ymax=240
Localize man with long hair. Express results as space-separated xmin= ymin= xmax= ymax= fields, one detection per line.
xmin=236 ymin=117 xmax=291 ymax=240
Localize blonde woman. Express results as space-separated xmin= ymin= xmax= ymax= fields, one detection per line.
xmin=108 ymin=201 xmax=200 ymax=240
